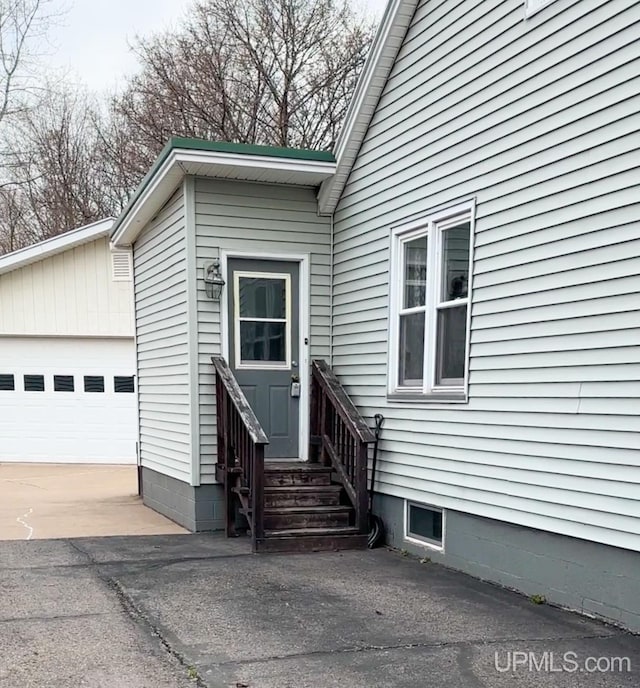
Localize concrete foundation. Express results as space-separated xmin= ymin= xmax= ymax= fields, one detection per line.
xmin=374 ymin=492 xmax=640 ymax=634
xmin=141 ymin=466 xmax=224 ymax=532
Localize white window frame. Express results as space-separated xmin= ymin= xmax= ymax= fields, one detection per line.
xmin=233 ymin=270 xmax=292 ymax=371
xmin=524 ymin=0 xmax=557 ymax=17
xmin=404 ymin=500 xmax=445 ymax=551
xmin=388 ymin=201 xmax=474 ymax=400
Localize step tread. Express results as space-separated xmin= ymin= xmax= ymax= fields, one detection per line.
xmin=265 ymin=485 xmax=342 ymax=493
xmin=265 ymin=526 xmax=361 ymax=537
xmin=264 ymin=505 xmax=351 ymax=515
xmin=265 ymin=462 xmax=331 ymax=473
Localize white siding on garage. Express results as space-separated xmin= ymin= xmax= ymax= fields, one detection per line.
xmin=332 ymin=0 xmax=640 ymax=551
xmin=134 ymin=189 xmax=193 ymax=483
xmin=194 ymin=178 xmax=331 ymax=482
xmin=0 ymin=237 xmax=133 ymax=337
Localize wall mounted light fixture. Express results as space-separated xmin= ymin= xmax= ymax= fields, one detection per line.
xmin=204 ymin=259 xmax=225 ymax=300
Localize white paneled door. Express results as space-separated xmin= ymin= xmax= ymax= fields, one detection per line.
xmin=0 ymin=337 xmax=137 ymax=463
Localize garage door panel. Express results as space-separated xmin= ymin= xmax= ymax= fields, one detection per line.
xmin=0 ymin=337 xmax=137 ymax=464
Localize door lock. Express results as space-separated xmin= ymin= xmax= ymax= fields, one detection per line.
xmin=290 ymin=374 xmax=301 ymax=398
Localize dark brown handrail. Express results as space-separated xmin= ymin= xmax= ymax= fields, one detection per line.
xmin=310 ymin=360 xmax=375 ymax=534
xmin=213 ymin=356 xmax=268 ymax=551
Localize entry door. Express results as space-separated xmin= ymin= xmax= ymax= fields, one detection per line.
xmin=228 ymin=259 xmax=300 ymax=459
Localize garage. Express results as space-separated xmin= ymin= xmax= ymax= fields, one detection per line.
xmin=0 ymin=337 xmax=136 ymax=463
xmin=0 ymin=219 xmax=137 ymax=465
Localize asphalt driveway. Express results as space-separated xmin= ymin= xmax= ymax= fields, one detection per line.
xmin=0 ymin=464 xmax=186 ymax=539
xmin=0 ymin=533 xmax=638 ymax=687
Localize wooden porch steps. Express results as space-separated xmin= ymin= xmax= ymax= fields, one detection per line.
xmin=255 ymin=462 xmax=367 ymax=553
xmin=213 ymin=357 xmax=374 ymax=555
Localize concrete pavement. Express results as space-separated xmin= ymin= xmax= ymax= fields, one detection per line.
xmin=0 ymin=533 xmax=638 ymax=687
xmin=0 ymin=464 xmax=186 ymax=539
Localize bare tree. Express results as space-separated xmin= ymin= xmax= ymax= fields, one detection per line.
xmin=0 ymin=0 xmax=375 ymax=254
xmin=112 ymin=0 xmax=374 ymax=173
xmin=0 ymin=86 xmax=116 ymax=251
xmin=0 ymin=0 xmax=56 ymax=130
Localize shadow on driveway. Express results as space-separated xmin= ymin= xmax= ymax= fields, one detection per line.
xmin=1 ymin=533 xmax=638 ymax=687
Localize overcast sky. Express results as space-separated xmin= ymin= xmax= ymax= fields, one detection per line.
xmin=44 ymin=0 xmax=389 ymax=92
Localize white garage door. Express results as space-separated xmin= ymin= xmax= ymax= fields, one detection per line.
xmin=0 ymin=337 xmax=137 ymax=464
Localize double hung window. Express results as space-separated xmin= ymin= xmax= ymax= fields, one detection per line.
xmin=390 ymin=203 xmax=473 ymax=398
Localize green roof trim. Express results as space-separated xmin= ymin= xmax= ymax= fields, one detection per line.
xmin=168 ymin=137 xmax=336 ymax=162
xmin=111 ymin=137 xmax=335 ymax=240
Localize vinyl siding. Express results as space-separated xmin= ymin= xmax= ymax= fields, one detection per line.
xmin=134 ymin=188 xmax=192 ymax=482
xmin=332 ymin=0 xmax=640 ymax=551
xmin=0 ymin=237 xmax=133 ymax=337
xmin=195 ymin=178 xmax=331 ymax=482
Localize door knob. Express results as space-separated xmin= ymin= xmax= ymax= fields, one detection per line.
xmin=292 ymin=361 xmax=298 ymax=367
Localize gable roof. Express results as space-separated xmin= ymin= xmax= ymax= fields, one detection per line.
xmin=317 ymin=0 xmax=419 ymax=214
xmin=111 ymin=138 xmax=336 ymax=247
xmin=0 ymin=217 xmax=115 ymax=276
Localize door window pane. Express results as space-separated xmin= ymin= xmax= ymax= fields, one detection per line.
xmin=403 ymin=235 xmax=428 ymax=308
xmin=441 ymin=222 xmax=470 ymax=301
xmin=24 ymin=375 xmax=45 ymax=391
xmin=114 ymin=376 xmax=135 ymax=393
xmin=54 ymin=375 xmax=74 ymax=392
xmin=240 ymin=321 xmax=286 ymax=362
xmin=398 ymin=311 xmax=425 ymax=386
xmin=0 ymin=374 xmax=15 ymax=391
xmin=436 ymin=305 xmax=467 ymax=384
xmin=84 ymin=376 xmax=105 ymax=393
xmin=239 ymin=277 xmax=286 ymax=319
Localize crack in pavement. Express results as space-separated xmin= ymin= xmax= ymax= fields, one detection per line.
xmin=16 ymin=507 xmax=34 ymax=539
xmin=0 ymin=551 xmax=252 ymax=573
xmin=65 ymin=539 xmax=209 ymax=688
xmin=197 ymin=632 xmax=623 ymax=669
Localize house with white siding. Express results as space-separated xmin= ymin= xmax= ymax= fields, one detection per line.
xmin=0 ymin=219 xmax=137 ymax=463
xmin=111 ymin=0 xmax=640 ymax=632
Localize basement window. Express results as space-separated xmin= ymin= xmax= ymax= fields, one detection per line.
xmin=84 ymin=376 xmax=105 ymax=393
xmin=114 ymin=376 xmax=135 ymax=393
xmin=405 ymin=501 xmax=444 ymax=550
xmin=54 ymin=375 xmax=75 ymax=392
xmin=24 ymin=375 xmax=45 ymax=392
xmin=0 ymin=374 xmax=15 ymax=391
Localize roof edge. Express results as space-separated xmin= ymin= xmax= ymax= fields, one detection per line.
xmin=168 ymin=137 xmax=335 ymax=162
xmin=111 ymin=142 xmax=336 ymax=247
xmin=318 ymin=0 xmax=419 ymax=214
xmin=0 ymin=217 xmax=115 ymax=276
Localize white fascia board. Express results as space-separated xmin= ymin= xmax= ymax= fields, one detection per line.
xmin=0 ymin=217 xmax=115 ymax=276
xmin=110 ymin=150 xmax=181 ymax=248
xmin=178 ymin=150 xmax=336 ymax=177
xmin=111 ymin=149 xmax=337 ymax=248
xmin=318 ymin=0 xmax=419 ymax=215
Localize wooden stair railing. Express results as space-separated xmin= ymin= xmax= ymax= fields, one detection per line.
xmin=212 ymin=356 xmax=268 ymax=552
xmin=309 ymin=360 xmax=376 ymax=535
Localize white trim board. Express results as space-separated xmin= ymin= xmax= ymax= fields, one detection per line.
xmin=220 ymin=250 xmax=311 ymax=461
xmin=0 ymin=218 xmax=115 ymax=276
